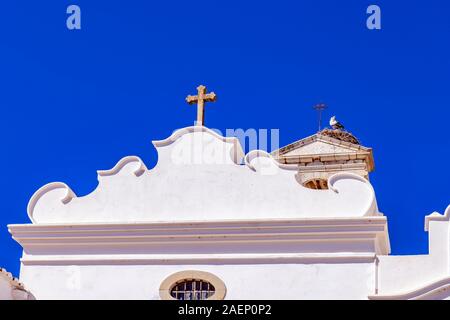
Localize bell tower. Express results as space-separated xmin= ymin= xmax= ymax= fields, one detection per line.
xmin=272 ymin=124 xmax=374 ymax=190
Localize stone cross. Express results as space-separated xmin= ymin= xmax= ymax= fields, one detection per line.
xmin=186 ymin=85 xmax=217 ymax=126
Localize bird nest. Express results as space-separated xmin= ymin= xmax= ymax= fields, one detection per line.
xmin=319 ymin=128 xmax=360 ymax=145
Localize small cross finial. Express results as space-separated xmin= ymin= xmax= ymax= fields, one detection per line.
xmin=313 ymin=103 xmax=327 ymax=132
xmin=186 ymin=85 xmax=217 ymax=126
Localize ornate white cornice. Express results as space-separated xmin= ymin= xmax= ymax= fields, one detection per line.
xmin=9 ymin=217 xmax=390 ymax=265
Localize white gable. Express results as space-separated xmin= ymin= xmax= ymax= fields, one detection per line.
xmin=282 ymin=140 xmax=359 ymax=157
xmin=26 ymin=126 xmax=380 ymax=224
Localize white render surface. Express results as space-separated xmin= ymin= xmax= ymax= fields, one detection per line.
xmin=19 ymin=263 xmax=375 ymax=300
xmin=5 ymin=125 xmax=450 ymax=300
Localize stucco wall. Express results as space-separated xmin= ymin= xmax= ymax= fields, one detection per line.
xmin=20 ymin=262 xmax=375 ymax=300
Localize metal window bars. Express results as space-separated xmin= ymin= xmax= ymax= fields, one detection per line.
xmin=170 ymin=279 xmax=215 ymax=300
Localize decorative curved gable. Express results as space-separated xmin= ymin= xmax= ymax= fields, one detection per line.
xmin=27 ymin=126 xmax=381 ymax=224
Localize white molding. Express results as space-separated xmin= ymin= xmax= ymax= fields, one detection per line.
xmin=97 ymin=156 xmax=147 ymax=177
xmin=369 ymin=276 xmax=450 ymax=300
xmin=272 ymin=133 xmax=372 ymax=156
xmin=298 ymin=162 xmax=367 ymax=172
xmin=27 ymin=182 xmax=76 ymax=223
xmin=425 ymin=204 xmax=450 ymax=231
xmin=28 ymin=157 xmax=148 ymax=223
xmin=9 ymin=217 xmax=390 ymax=264
xmin=152 ymin=126 xmax=245 ymax=165
xmin=20 ymin=253 xmax=377 ymax=266
xmin=244 ymin=150 xmax=298 ymax=171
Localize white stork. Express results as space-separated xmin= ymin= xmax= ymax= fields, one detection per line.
xmin=329 ymin=116 xmax=345 ymax=130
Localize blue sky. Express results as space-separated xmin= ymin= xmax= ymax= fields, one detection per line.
xmin=0 ymin=1 xmax=449 ymax=276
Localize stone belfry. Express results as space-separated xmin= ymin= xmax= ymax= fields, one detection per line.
xmin=271 ymin=113 xmax=374 ymax=190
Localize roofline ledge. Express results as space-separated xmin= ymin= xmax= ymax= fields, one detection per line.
xmin=425 ymin=204 xmax=450 ymax=231
xmin=369 ymin=276 xmax=450 ymax=300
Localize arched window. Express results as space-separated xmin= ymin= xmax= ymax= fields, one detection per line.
xmin=159 ymin=270 xmax=226 ymax=300
xmin=304 ymin=179 xmax=328 ymax=190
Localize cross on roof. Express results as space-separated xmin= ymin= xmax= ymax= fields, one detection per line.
xmin=186 ymin=85 xmax=217 ymax=126
xmin=313 ymin=103 xmax=327 ymax=132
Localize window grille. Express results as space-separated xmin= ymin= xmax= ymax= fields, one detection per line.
xmin=170 ymin=279 xmax=215 ymax=300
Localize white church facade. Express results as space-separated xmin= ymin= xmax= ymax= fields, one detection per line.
xmin=1 ymin=86 xmax=450 ymax=300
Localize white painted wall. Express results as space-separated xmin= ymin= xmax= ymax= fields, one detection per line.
xmin=372 ymin=206 xmax=450 ymax=299
xmin=20 ymin=263 xmax=375 ymax=300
